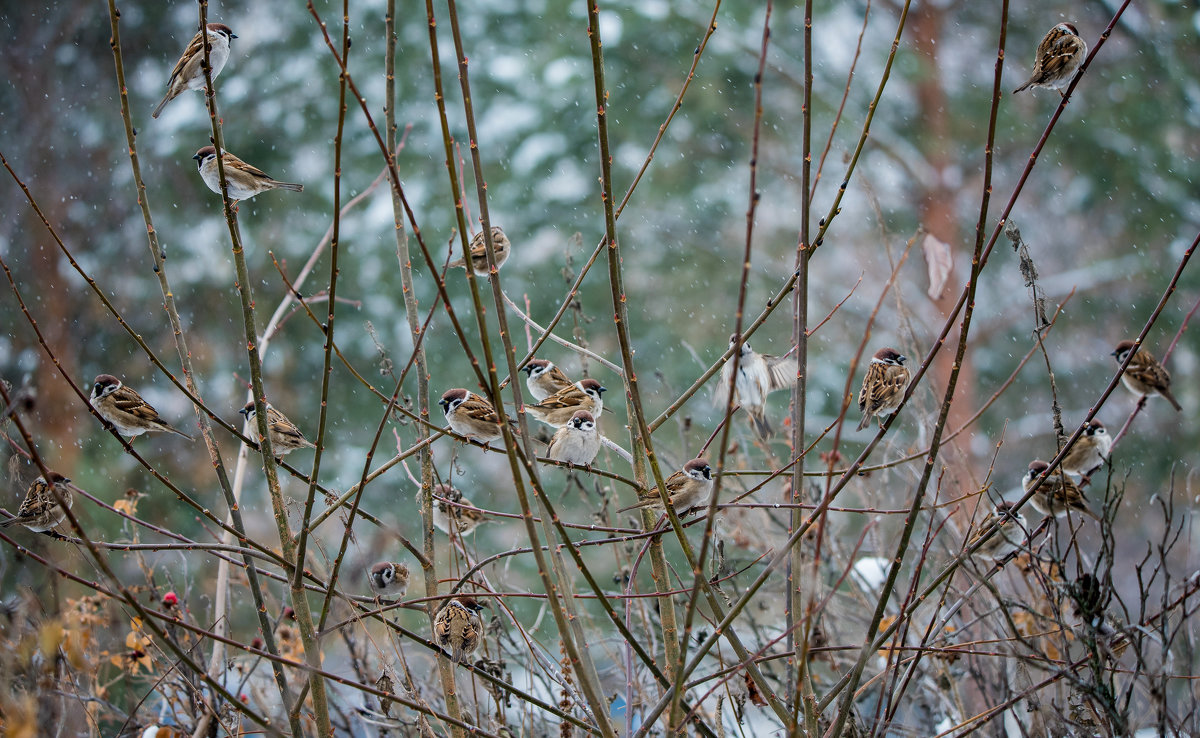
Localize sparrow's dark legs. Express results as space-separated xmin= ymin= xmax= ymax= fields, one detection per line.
xmin=44 ymin=530 xmax=69 ymax=541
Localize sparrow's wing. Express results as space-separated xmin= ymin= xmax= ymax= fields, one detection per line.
xmin=547 ymin=366 xmax=573 ymax=389
xmin=167 ymin=31 xmax=205 ymax=86
xmin=764 ymin=354 xmax=800 ymax=393
xmin=533 ymin=386 xmax=585 ymax=411
xmin=461 ymin=397 xmax=502 ymax=423
xmin=1127 ymin=353 xmax=1171 ymax=389
xmin=231 ymin=159 xmax=279 ymax=183
xmin=1039 ymin=33 xmax=1085 ymax=79
xmin=267 ymin=408 xmax=314 ymax=446
xmin=546 ymin=426 xmax=569 ymax=455
xmin=876 ymin=365 xmax=910 ymax=408
xmin=857 ymin=363 xmax=882 ymax=413
xmin=112 ymin=386 xmax=169 ymax=424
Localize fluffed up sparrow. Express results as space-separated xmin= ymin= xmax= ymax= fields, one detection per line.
xmin=449 ymin=226 xmax=511 ymax=275
xmin=2 ymin=472 xmax=74 ymax=535
xmin=240 ymin=401 xmax=316 ymax=456
xmin=718 ymin=334 xmax=799 ymax=438
xmin=439 ymin=389 xmax=508 ymax=443
xmin=546 ymin=410 xmax=601 ymax=467
xmin=1112 ymin=340 xmax=1181 ymax=411
xmin=525 ymin=378 xmax=606 ymax=428
xmin=1024 ymin=460 xmax=1098 ymax=520
xmin=368 ymin=561 xmax=410 ymax=598
xmin=617 ymin=458 xmax=714 ymax=516
xmin=426 ymin=483 xmax=487 ymax=536
xmin=1060 ymin=420 xmax=1111 ymax=477
xmin=967 ymin=502 xmax=1028 ymax=562
xmin=1013 ymin=23 xmax=1087 ymax=95
xmin=857 ymin=348 xmax=911 ymax=431
xmin=193 ymin=146 xmax=303 ymax=202
xmin=433 ymin=596 xmax=486 ymax=663
xmin=90 ymin=374 xmax=193 ymax=440
xmin=152 ymin=23 xmax=237 ymax=119
xmin=521 ymin=358 xmax=574 ymax=402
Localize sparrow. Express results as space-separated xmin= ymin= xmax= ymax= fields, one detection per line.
xmin=1112 ymin=340 xmax=1182 ymax=411
xmin=426 ymin=484 xmax=487 ymax=536
xmin=856 ymin=348 xmax=911 ymax=431
xmin=90 ymin=374 xmax=193 ymax=440
xmin=717 ymin=334 xmax=799 ymax=438
xmin=433 ymin=596 xmax=486 ymax=663
xmin=525 ymin=378 xmax=606 ymax=428
xmin=617 ymin=458 xmax=714 ymax=515
xmin=239 ymin=401 xmax=316 ymax=456
xmin=151 ymin=23 xmax=238 ymax=119
xmin=449 ymin=226 xmax=511 ymax=275
xmin=439 ymin=389 xmax=507 ymax=443
xmin=546 ymin=410 xmax=601 ymax=467
xmin=1023 ymin=460 xmax=1098 ymax=520
xmin=193 ymin=146 xmax=303 ymax=202
xmin=1013 ymin=23 xmax=1087 ymax=95
xmin=967 ymin=502 xmax=1028 ymax=562
xmin=1060 ymin=420 xmax=1111 ymax=477
xmin=2 ymin=472 xmax=74 ymax=534
xmin=521 ymin=358 xmax=574 ymax=402
xmin=367 ymin=561 xmax=410 ymax=598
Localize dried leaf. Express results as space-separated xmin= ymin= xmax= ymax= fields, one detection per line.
xmin=744 ymin=672 xmax=766 ymax=707
xmin=922 ymin=233 xmax=953 ymax=300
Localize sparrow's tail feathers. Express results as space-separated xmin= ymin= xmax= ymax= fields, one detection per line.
xmin=748 ymin=409 xmax=773 ymax=439
xmin=1012 ymin=79 xmax=1034 ymax=94
xmin=0 ymin=517 xmax=23 ymax=528
xmin=1161 ymin=388 xmax=1183 ymax=412
xmin=272 ymin=181 xmax=304 ymax=192
xmin=166 ymin=424 xmax=194 ymax=441
xmin=151 ymin=92 xmax=174 ymax=119
xmin=855 ymin=412 xmax=871 ymax=432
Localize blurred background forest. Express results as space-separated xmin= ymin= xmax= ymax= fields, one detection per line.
xmin=1 ymin=0 xmax=1198 ymax=735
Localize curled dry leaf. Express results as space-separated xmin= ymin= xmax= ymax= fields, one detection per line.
xmin=922 ymin=233 xmax=953 ymax=300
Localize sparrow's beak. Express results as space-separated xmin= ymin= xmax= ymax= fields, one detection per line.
xmin=1110 ymin=349 xmax=1120 ymax=357
xmin=239 ymin=407 xmax=250 ymax=417
xmin=192 ymin=153 xmax=203 ymax=161
xmin=899 ymin=355 xmax=908 ymax=364
xmin=520 ymin=366 xmax=533 ymax=376
xmin=230 ymin=32 xmax=239 ymax=39
xmin=438 ymin=399 xmax=450 ymax=411
xmin=597 ymin=386 xmax=608 ymax=394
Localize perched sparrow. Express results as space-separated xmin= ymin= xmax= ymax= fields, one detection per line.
xmin=1060 ymin=420 xmax=1111 ymax=477
xmin=239 ymin=401 xmax=316 ymax=456
xmin=1112 ymin=340 xmax=1181 ymax=411
xmin=2 ymin=472 xmax=73 ymax=534
xmin=433 ymin=596 xmax=486 ymax=663
xmin=718 ymin=334 xmax=799 ymax=438
xmin=1023 ymin=460 xmax=1098 ymax=520
xmin=525 ymin=378 xmax=606 ymax=428
xmin=856 ymin=348 xmax=911 ymax=431
xmin=367 ymin=561 xmax=410 ymax=598
xmin=439 ymin=389 xmax=507 ymax=443
xmin=193 ymin=146 xmax=303 ymax=202
xmin=521 ymin=358 xmax=574 ymax=402
xmin=152 ymin=23 xmax=238 ymax=119
xmin=1013 ymin=23 xmax=1087 ymax=95
xmin=546 ymin=410 xmax=601 ymax=466
xmin=449 ymin=227 xmax=511 ymax=275
xmin=426 ymin=484 xmax=487 ymax=536
xmin=967 ymin=502 xmax=1028 ymax=562
xmin=90 ymin=374 xmax=193 ymax=440
xmin=617 ymin=458 xmax=714 ymax=515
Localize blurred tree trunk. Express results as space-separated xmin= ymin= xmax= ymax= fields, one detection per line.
xmin=912 ymin=2 xmax=977 ymax=487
